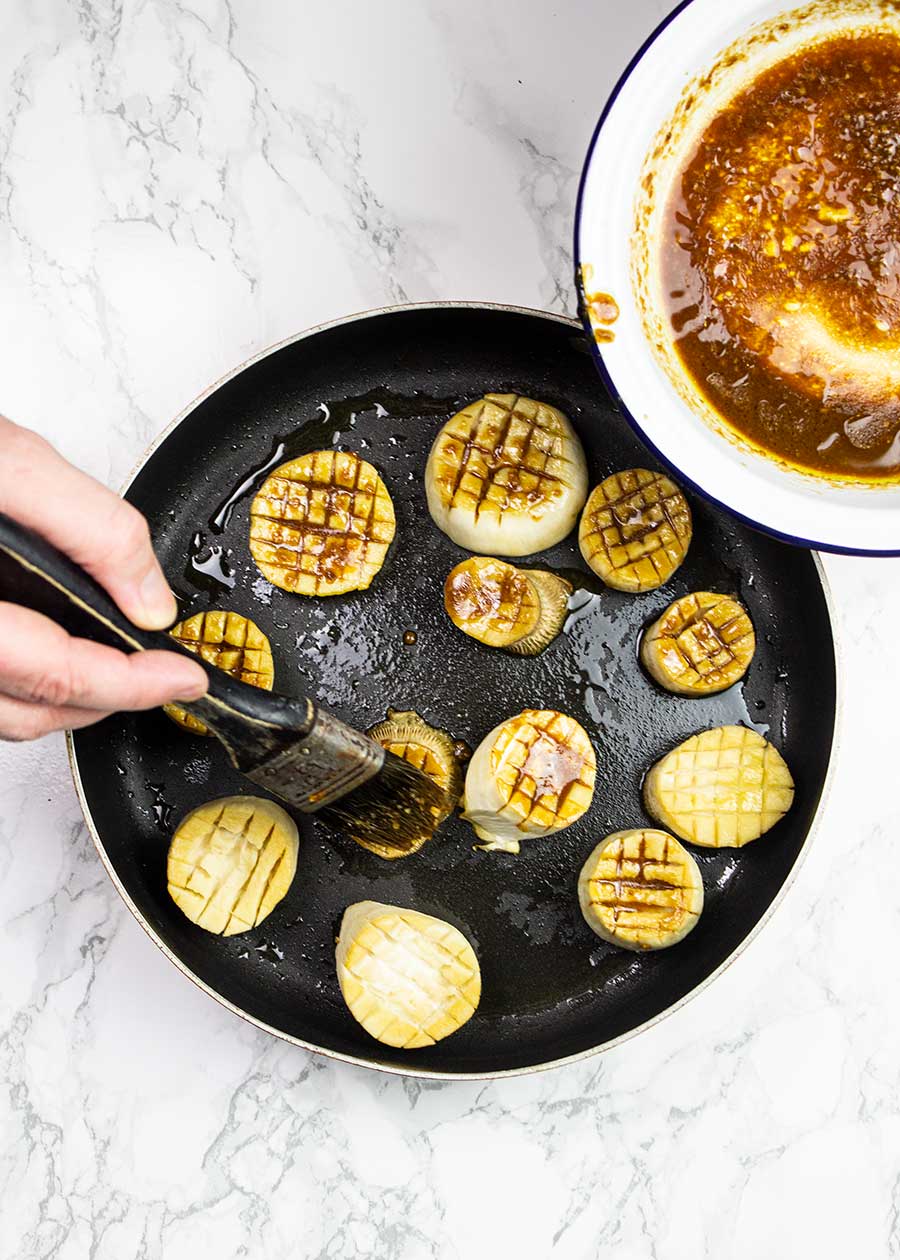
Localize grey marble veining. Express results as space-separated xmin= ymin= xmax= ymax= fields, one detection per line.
xmin=0 ymin=2 xmax=898 ymax=1256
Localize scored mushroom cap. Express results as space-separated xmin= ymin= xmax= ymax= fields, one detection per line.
xmin=643 ymin=725 xmax=794 ymax=848
xmin=164 ymin=610 xmax=274 ymax=736
xmin=444 ymin=556 xmax=542 ymax=648
xmin=336 ymin=901 xmax=481 ymax=1048
xmin=425 ymin=394 xmax=588 ymax=556
xmin=577 ymin=828 xmax=704 ymax=951
xmin=640 ymin=591 xmax=756 ymax=696
xmin=462 ymin=709 xmax=596 ymax=853
xmin=167 ymin=795 xmax=299 ymax=936
xmin=579 ymin=468 xmax=692 ymax=592
xmin=249 ymin=449 xmax=396 ymax=596
xmin=444 ymin=557 xmax=572 ymax=656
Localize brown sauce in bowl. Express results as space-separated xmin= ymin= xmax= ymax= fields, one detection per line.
xmin=661 ymin=29 xmax=900 ymax=480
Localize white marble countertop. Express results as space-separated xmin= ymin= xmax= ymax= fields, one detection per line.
xmin=1 ymin=1 xmax=898 ymax=1256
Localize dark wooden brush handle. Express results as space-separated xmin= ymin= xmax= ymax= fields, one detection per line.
xmin=0 ymin=511 xmax=388 ymax=809
xmin=0 ymin=510 xmax=318 ymax=770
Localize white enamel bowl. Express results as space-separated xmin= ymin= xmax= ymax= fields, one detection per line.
xmin=575 ymin=0 xmax=900 ymax=554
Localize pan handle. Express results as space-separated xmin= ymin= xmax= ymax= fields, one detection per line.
xmin=0 ymin=510 xmax=317 ymax=763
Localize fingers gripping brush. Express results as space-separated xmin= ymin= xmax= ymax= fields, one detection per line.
xmin=0 ymin=512 xmax=450 ymax=857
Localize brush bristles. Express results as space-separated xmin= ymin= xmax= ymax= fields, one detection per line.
xmin=322 ymin=749 xmax=453 ymax=858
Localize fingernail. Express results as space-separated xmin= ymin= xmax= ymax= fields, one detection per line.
xmin=178 ymin=667 xmax=209 ymax=701
xmin=138 ymin=567 xmax=178 ymax=629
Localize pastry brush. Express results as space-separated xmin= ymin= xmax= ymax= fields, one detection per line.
xmin=0 ymin=511 xmax=449 ymax=856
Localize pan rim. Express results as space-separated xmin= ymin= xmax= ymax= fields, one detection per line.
xmin=66 ymin=300 xmax=842 ymax=1080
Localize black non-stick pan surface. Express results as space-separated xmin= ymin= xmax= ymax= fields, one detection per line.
xmin=70 ymin=305 xmax=837 ymax=1077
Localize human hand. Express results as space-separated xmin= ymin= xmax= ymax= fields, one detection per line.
xmin=0 ymin=416 xmax=208 ymax=740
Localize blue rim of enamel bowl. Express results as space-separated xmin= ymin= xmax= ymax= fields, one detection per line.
xmin=573 ymin=0 xmax=900 ymax=557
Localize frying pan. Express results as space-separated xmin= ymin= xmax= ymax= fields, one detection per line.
xmin=68 ymin=304 xmax=838 ymax=1078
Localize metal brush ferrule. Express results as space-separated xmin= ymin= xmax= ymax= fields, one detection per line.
xmin=243 ymin=706 xmax=386 ymax=811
